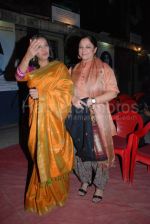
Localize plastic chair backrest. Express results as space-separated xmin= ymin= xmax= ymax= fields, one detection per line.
xmin=118 ymin=94 xmax=132 ymax=103
xmin=112 ymin=111 xmax=143 ymax=137
xmin=135 ymin=121 xmax=150 ymax=139
xmin=130 ymin=122 xmax=150 ymax=183
xmin=119 ymin=99 xmax=138 ymax=112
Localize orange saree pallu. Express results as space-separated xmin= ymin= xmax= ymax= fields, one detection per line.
xmin=19 ymin=61 xmax=74 ymax=215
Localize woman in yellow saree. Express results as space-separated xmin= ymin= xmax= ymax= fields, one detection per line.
xmin=16 ymin=35 xmax=74 ymax=215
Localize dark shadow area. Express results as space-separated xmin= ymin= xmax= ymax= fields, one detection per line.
xmin=0 ymin=42 xmax=4 ymax=75
xmin=4 ymin=28 xmax=39 ymax=197
xmin=15 ymin=30 xmax=38 ymax=199
xmin=115 ymin=47 xmax=135 ymax=95
xmin=65 ymin=35 xmax=81 ymax=68
xmin=100 ymin=51 xmax=113 ymax=68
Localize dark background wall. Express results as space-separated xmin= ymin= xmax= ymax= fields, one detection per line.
xmin=0 ymin=91 xmax=19 ymax=126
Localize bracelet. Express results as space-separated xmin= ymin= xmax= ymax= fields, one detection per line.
xmin=16 ymin=67 xmax=25 ymax=78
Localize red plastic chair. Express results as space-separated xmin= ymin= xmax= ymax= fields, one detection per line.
xmin=119 ymin=99 xmax=138 ymax=112
xmin=130 ymin=122 xmax=150 ymax=183
xmin=112 ymin=111 xmax=143 ymax=182
xmin=133 ymin=92 xmax=144 ymax=102
xmin=118 ymin=94 xmax=132 ymax=103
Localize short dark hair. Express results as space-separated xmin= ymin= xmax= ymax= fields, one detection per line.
xmin=80 ymin=35 xmax=97 ymax=48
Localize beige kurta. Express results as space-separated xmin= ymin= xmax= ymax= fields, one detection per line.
xmin=71 ymin=57 xmax=119 ymax=166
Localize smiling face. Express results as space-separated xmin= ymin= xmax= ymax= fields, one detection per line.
xmin=78 ymin=37 xmax=97 ymax=62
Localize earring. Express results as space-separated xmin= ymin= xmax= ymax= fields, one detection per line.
xmin=32 ymin=56 xmax=36 ymax=62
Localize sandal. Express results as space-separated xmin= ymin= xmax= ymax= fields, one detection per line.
xmin=78 ymin=183 xmax=88 ymax=196
xmin=78 ymin=188 xmax=87 ymax=196
xmin=92 ymin=194 xmax=103 ymax=203
xmin=92 ymin=188 xmax=103 ymax=203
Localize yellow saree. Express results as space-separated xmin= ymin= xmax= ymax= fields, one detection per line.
xmin=19 ymin=61 xmax=74 ymax=215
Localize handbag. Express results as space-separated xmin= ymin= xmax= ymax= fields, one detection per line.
xmin=65 ymin=99 xmax=107 ymax=161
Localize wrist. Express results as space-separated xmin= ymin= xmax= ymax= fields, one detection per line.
xmin=24 ymin=54 xmax=32 ymax=63
xmin=16 ymin=66 xmax=25 ymax=79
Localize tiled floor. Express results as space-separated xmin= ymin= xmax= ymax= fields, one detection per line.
xmin=0 ymin=123 xmax=19 ymax=149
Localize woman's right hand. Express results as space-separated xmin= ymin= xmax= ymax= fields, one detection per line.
xmin=72 ymin=96 xmax=86 ymax=109
xmin=25 ymin=38 xmax=42 ymax=61
xmin=29 ymin=88 xmax=38 ymax=100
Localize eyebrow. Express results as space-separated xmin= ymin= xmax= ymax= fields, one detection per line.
xmin=79 ymin=45 xmax=94 ymax=48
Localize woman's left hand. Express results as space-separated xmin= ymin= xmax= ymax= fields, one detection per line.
xmin=29 ymin=88 xmax=39 ymax=99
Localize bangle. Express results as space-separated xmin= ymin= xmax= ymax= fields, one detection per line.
xmin=91 ymin=98 xmax=96 ymax=104
xmin=16 ymin=67 xmax=25 ymax=78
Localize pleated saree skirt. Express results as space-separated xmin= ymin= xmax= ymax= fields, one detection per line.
xmin=25 ymin=165 xmax=70 ymax=215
